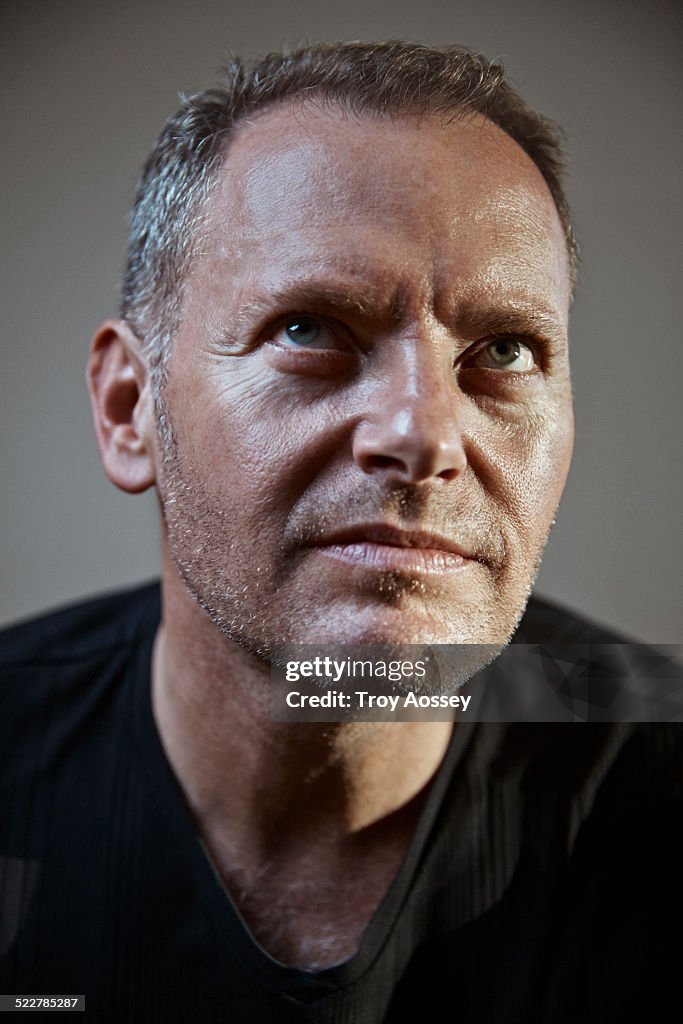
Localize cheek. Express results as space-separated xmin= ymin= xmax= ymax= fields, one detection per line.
xmin=521 ymin=413 xmax=574 ymax=534
xmin=165 ymin=364 xmax=335 ymax=527
xmin=469 ymin=402 xmax=574 ymax=540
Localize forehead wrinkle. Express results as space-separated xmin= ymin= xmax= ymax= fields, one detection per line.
xmin=206 ymin=113 xmax=569 ymax=284
xmin=204 ymin=240 xmax=422 ymax=313
xmin=433 ymin=230 xmax=571 ymax=321
xmin=426 ymin=243 xmax=569 ymax=333
xmin=224 ymin=118 xmax=563 ymax=238
xmin=191 ymin=108 xmax=571 ymax=344
xmin=219 ymin=146 xmax=392 ymax=244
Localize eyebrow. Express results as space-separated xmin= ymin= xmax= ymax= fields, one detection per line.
xmin=233 ymin=280 xmax=402 ymax=327
xmin=216 ymin=277 xmax=566 ymax=354
xmin=455 ymin=305 xmax=566 ymax=341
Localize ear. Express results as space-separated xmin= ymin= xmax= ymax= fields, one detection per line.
xmin=86 ymin=319 xmax=157 ymax=493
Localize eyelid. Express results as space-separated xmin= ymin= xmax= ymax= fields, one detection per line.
xmin=459 ymin=334 xmax=544 ymax=373
xmin=266 ymin=312 xmax=357 ymax=352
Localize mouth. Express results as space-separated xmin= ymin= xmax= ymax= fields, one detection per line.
xmin=310 ymin=524 xmax=478 ymax=575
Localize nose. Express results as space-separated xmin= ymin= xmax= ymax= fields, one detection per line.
xmin=352 ymin=343 xmax=467 ymax=484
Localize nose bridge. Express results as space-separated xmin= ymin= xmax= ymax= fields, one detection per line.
xmin=387 ymin=334 xmax=450 ymax=425
xmin=353 ymin=330 xmax=466 ymax=483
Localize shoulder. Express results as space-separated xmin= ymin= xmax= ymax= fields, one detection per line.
xmin=498 ymin=594 xmax=682 ymax=810
xmin=0 ymin=583 xmax=161 ymax=783
xmin=507 ymin=592 xmax=682 ymax=724
xmin=0 ymin=581 xmax=161 ymax=668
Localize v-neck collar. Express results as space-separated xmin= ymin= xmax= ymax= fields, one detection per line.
xmin=130 ymin=619 xmax=475 ymax=1001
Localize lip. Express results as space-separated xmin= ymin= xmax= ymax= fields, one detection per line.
xmin=310 ymin=524 xmax=476 ymax=575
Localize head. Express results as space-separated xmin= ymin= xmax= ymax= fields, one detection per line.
xmin=88 ymin=41 xmax=575 ymax=657
xmin=119 ymin=41 xmax=577 ymax=385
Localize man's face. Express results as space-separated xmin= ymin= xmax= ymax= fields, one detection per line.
xmin=155 ymin=102 xmax=573 ymax=653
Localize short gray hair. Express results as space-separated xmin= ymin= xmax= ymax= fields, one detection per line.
xmin=121 ymin=40 xmax=577 ymax=380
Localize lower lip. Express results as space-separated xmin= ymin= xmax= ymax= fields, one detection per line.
xmin=315 ymin=542 xmax=472 ymax=575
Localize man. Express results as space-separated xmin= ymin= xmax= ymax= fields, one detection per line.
xmin=1 ymin=41 xmax=680 ymax=1022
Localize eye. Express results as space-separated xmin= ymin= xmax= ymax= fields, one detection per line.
xmin=469 ymin=337 xmax=537 ymax=373
xmin=273 ymin=315 xmax=342 ymax=350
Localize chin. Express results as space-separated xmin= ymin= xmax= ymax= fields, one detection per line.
xmin=294 ymin=605 xmax=511 ymax=648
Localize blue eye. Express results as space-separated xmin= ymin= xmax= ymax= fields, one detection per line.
xmin=284 ymin=317 xmax=322 ymax=346
xmin=273 ymin=316 xmax=347 ymax=352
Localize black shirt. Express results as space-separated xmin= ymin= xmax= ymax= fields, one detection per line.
xmin=0 ymin=584 xmax=681 ymax=1022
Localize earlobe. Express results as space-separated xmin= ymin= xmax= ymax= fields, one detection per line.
xmin=87 ymin=319 xmax=157 ymax=494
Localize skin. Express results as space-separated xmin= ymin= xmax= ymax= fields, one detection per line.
xmin=87 ymin=101 xmax=574 ymax=969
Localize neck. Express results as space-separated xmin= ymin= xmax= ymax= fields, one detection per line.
xmin=152 ymin=579 xmax=453 ymax=836
xmin=151 ymin=572 xmax=454 ymax=968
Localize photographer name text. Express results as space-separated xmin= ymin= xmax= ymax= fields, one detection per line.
xmin=284 ymin=690 xmax=472 ymax=712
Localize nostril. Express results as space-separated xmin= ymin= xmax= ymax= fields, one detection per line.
xmin=353 ymin=413 xmax=467 ymax=483
xmin=365 ymin=455 xmax=401 ymax=471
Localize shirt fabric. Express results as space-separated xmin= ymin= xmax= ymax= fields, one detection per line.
xmin=0 ymin=583 xmax=681 ymax=1022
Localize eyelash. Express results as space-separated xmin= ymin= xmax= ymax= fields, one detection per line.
xmin=462 ymin=335 xmax=544 ymax=372
xmin=265 ymin=314 xmax=548 ymax=373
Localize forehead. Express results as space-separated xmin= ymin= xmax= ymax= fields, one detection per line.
xmin=198 ymin=101 xmax=570 ymax=315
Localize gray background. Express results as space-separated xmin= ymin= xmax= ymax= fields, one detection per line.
xmin=1 ymin=0 xmax=681 ymax=641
